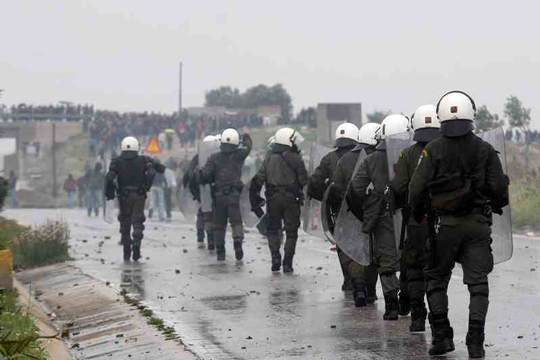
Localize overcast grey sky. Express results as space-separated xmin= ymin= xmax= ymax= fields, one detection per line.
xmin=1 ymin=0 xmax=539 ymax=127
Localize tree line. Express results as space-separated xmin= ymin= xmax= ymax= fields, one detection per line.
xmin=205 ymin=84 xmax=292 ymax=124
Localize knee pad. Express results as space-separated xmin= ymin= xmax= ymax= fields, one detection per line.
xmin=468 ymin=283 xmax=489 ymax=299
xmin=285 ymin=231 xmax=298 ymax=240
xmin=231 ymin=224 xmax=243 ymax=238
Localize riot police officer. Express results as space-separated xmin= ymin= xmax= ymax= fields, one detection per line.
xmin=350 ymin=115 xmax=409 ymax=320
xmin=250 ymin=128 xmax=308 ymax=273
xmin=0 ymin=176 xmax=7 ymax=210
xmin=409 ymin=91 xmax=508 ymax=358
xmin=105 ymin=136 xmax=165 ymax=261
xmin=201 ymin=128 xmax=252 ymax=261
xmin=330 ymin=122 xmax=381 ymax=306
xmin=308 ymin=123 xmax=359 ymax=289
xmin=389 ymin=105 xmax=440 ymax=332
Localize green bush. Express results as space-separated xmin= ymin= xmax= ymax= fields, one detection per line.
xmin=0 ymin=290 xmax=48 ymax=360
xmin=0 ymin=218 xmax=28 ymax=252
xmin=509 ymin=181 xmax=540 ymax=228
xmin=12 ymin=219 xmax=70 ymax=269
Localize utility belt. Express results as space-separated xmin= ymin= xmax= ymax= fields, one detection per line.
xmin=120 ymin=186 xmax=146 ymax=197
xmin=266 ymin=185 xmax=300 ymax=197
xmin=214 ymin=185 xmax=241 ymax=197
xmin=434 ymin=204 xmax=490 ymax=216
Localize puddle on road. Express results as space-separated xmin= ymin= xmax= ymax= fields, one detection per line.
xmin=120 ymin=265 xmax=146 ymax=300
xmin=201 ymin=294 xmax=247 ymax=311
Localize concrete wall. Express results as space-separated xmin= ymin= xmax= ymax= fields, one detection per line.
xmin=0 ymin=121 xmax=83 ymax=177
xmin=0 ymin=122 xmax=82 ymax=147
xmin=316 ymin=103 xmax=362 ymax=146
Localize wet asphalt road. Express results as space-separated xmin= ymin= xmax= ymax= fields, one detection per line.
xmin=5 ymin=208 xmax=540 ymax=360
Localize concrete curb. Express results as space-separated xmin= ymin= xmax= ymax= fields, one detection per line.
xmin=16 ymin=263 xmax=199 ymax=360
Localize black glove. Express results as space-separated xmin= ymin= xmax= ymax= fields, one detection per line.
xmin=250 ymin=191 xmax=265 ymax=210
xmin=253 ymin=206 xmax=265 ymax=218
xmin=105 ymin=179 xmax=116 ymax=201
xmin=197 ymin=170 xmax=206 ymax=185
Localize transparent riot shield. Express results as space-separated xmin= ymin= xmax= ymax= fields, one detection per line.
xmin=303 ymin=143 xmax=333 ymax=239
xmin=198 ymin=141 xmax=221 ymax=213
xmin=240 ymin=179 xmax=265 ymax=228
xmin=333 ymin=150 xmax=372 ymax=266
xmin=386 ymin=131 xmax=414 ymax=180
xmin=386 ymin=131 xmax=415 ymax=251
xmin=178 ymin=185 xmax=198 ymax=222
xmin=477 ymin=127 xmax=513 ymax=264
xmin=104 ymin=199 xmax=118 ymax=224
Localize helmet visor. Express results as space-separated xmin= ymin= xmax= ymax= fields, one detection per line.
xmin=291 ymin=131 xmax=305 ymax=146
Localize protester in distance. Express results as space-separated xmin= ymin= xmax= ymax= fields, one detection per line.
xmin=63 ymin=173 xmax=77 ymax=209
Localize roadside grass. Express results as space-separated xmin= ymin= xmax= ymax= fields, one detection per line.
xmin=11 ymin=219 xmax=70 ymax=269
xmin=0 ymin=290 xmax=48 ymax=360
xmin=509 ymin=180 xmax=540 ymax=229
xmin=0 ymin=218 xmax=28 ymax=252
xmin=122 ymin=295 xmax=180 ymax=341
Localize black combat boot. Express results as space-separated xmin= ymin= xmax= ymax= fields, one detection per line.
xmin=197 ymin=229 xmax=205 ymax=243
xmin=354 ymin=286 xmax=367 ymax=307
xmin=398 ymin=292 xmax=411 ymax=316
xmin=123 ymin=243 xmax=132 ymax=262
xmin=121 ymin=234 xmax=132 ymax=261
xmin=207 ymin=231 xmax=215 ymax=251
xmin=428 ymin=313 xmax=455 ymax=355
xmin=233 ymin=239 xmax=244 ymax=261
xmin=132 ymin=243 xmax=141 ymax=262
xmin=216 ymin=246 xmax=226 ymax=261
xmin=409 ymin=302 xmax=427 ymax=332
xmin=282 ymin=254 xmax=294 ymax=273
xmin=383 ymin=293 xmax=399 ymax=320
xmin=271 ymin=251 xmax=282 ymax=272
xmin=466 ymin=325 xmax=486 ymax=359
xmin=366 ymin=284 xmax=378 ymax=304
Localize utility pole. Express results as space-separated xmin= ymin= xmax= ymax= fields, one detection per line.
xmin=52 ymin=123 xmax=57 ymax=197
xmin=178 ymin=62 xmax=183 ymax=114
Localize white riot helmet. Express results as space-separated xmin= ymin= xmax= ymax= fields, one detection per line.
xmin=436 ymin=91 xmax=476 ymax=136
xmin=334 ymin=123 xmax=359 ymax=147
xmin=202 ymin=135 xmax=215 ymax=142
xmin=267 ymin=135 xmax=276 ymax=150
xmin=274 ymin=127 xmax=305 ymax=148
xmin=121 ymin=136 xmax=140 ymax=152
xmin=378 ymin=114 xmax=410 ymax=140
xmin=220 ymin=128 xmax=240 ymax=145
xmin=411 ymin=104 xmax=441 ymax=142
xmin=214 ymin=134 xmax=222 ymax=142
xmin=358 ymin=122 xmax=381 ymax=146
